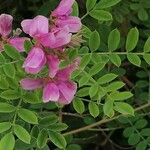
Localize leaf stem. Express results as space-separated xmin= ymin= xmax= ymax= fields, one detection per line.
xmin=12 ymin=99 xmax=22 ymax=126
xmin=80 ymin=52 xmax=145 ymax=56
xmin=63 ymin=102 xmax=150 ymax=136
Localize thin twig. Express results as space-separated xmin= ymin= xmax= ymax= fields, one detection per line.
xmin=63 ymin=103 xmax=150 ymax=136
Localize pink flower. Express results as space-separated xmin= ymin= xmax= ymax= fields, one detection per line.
xmin=23 ymin=47 xmax=46 ymax=74
xmin=39 ymin=26 xmax=72 ymax=48
xmin=21 ymin=16 xmax=72 ymax=48
xmin=0 ymin=14 xmax=27 ymax=52
xmin=55 ymin=16 xmax=82 ymax=33
xmin=21 ymin=15 xmax=49 ymax=37
xmin=20 ymin=58 xmax=80 ymax=105
xmin=47 ymin=55 xmax=60 ymax=78
xmin=51 ymin=0 xmax=82 ymax=33
xmin=43 ymin=82 xmax=60 ymax=102
xmin=52 ymin=0 xmax=75 ymax=17
xmin=8 ymin=37 xmax=27 ymax=52
xmin=49 ymin=26 xmax=72 ymax=48
xmin=20 ymin=78 xmax=43 ymax=90
xmin=0 ymin=14 xmax=13 ymax=37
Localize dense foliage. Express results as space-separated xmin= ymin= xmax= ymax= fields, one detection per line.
xmin=0 ymin=0 xmax=150 ymax=150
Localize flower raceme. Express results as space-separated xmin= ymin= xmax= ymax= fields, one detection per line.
xmin=21 ymin=0 xmax=81 ymax=75
xmin=0 ymin=14 xmax=27 ymax=52
xmin=20 ymin=0 xmax=82 ymax=104
xmin=21 ymin=59 xmax=80 ymax=104
xmin=0 ymin=0 xmax=81 ymax=105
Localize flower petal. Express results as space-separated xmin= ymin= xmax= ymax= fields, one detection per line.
xmin=0 ymin=14 xmax=13 ymax=37
xmin=58 ymin=81 xmax=77 ymax=104
xmin=52 ymin=0 xmax=75 ymax=17
xmin=47 ymin=55 xmax=60 ymax=78
xmin=56 ymin=58 xmax=80 ymax=81
xmin=38 ymin=33 xmax=55 ymax=47
xmin=20 ymin=78 xmax=43 ymax=90
xmin=56 ymin=16 xmax=82 ymax=33
xmin=9 ymin=37 xmax=27 ymax=52
xmin=21 ymin=15 xmax=49 ymax=37
xmin=21 ymin=19 xmax=32 ymax=35
xmin=23 ymin=47 xmax=46 ymax=74
xmin=51 ymin=26 xmax=72 ymax=48
xmin=43 ymin=82 xmax=59 ymax=103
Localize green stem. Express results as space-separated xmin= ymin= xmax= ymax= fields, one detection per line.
xmin=63 ymin=103 xmax=150 ymax=136
xmin=80 ymin=52 xmax=145 ymax=56
xmin=81 ymin=12 xmax=89 ymax=20
xmin=12 ymin=99 xmax=22 ymax=126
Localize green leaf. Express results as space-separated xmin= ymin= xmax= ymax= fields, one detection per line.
xmin=79 ymin=75 xmax=90 ymax=87
xmin=3 ymin=63 xmax=16 ymax=78
xmin=96 ymin=0 xmax=121 ymax=9
xmin=73 ymin=98 xmax=85 ymax=114
xmin=0 ymin=122 xmax=11 ymax=133
xmin=0 ymin=103 xmax=15 ymax=113
xmin=18 ymin=108 xmax=38 ymax=124
xmin=134 ymin=119 xmax=148 ymax=129
xmin=108 ymin=29 xmax=120 ymax=51
xmin=14 ymin=125 xmax=31 ymax=144
xmin=127 ymin=53 xmax=141 ymax=67
xmin=72 ymin=1 xmax=79 ymax=16
xmin=24 ymin=40 xmax=33 ymax=53
xmin=22 ymin=92 xmax=40 ymax=104
xmin=0 ymin=53 xmax=5 ymax=63
xmin=0 ymin=90 xmax=20 ymax=100
xmin=80 ymin=54 xmax=91 ymax=69
xmin=77 ymin=87 xmax=90 ymax=97
xmin=109 ymin=54 xmax=121 ymax=67
xmin=67 ymin=144 xmax=81 ymax=150
xmin=143 ymin=54 xmax=150 ymax=65
xmin=98 ymin=73 xmax=118 ymax=85
xmin=88 ymin=102 xmax=99 ymax=118
xmin=89 ymin=83 xmax=98 ymax=98
xmin=136 ymin=141 xmax=147 ymax=150
xmin=140 ymin=128 xmax=150 ymax=137
xmin=144 ymin=37 xmax=150 ymax=52
xmin=110 ymin=92 xmax=133 ymax=101
xmin=123 ymin=127 xmax=134 ymax=138
xmin=89 ymin=62 xmax=105 ymax=76
xmin=128 ymin=133 xmax=140 ymax=145
xmin=86 ymin=0 xmax=97 ymax=11
xmin=0 ymin=133 xmax=15 ymax=150
xmin=82 ymin=25 xmax=92 ymax=38
xmin=107 ymin=81 xmax=125 ymax=91
xmin=114 ymin=102 xmax=134 ymax=115
xmin=31 ymin=126 xmax=39 ymax=138
xmin=7 ymin=77 xmax=18 ymax=89
xmin=4 ymin=44 xmax=21 ymax=60
xmin=39 ymin=115 xmax=58 ymax=126
xmin=89 ymin=31 xmax=100 ymax=51
xmin=49 ymin=131 xmax=66 ymax=149
xmin=103 ymin=99 xmax=114 ymax=117
xmin=48 ymin=123 xmax=68 ymax=132
xmin=138 ymin=8 xmax=148 ymax=21
xmin=0 ymin=77 xmax=9 ymax=89
xmin=37 ymin=129 xmax=48 ymax=149
xmin=126 ymin=28 xmax=139 ymax=51
xmin=90 ymin=10 xmax=112 ymax=21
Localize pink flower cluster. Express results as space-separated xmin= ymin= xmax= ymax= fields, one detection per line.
xmin=0 ymin=0 xmax=82 ymax=105
xmin=0 ymin=14 xmax=27 ymax=52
